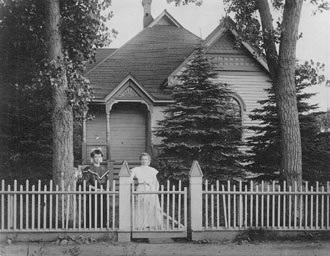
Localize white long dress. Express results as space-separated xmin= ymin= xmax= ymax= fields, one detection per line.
xmin=130 ymin=166 xmax=162 ymax=230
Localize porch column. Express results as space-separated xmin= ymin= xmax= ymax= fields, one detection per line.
xmin=189 ymin=161 xmax=203 ymax=241
xmin=105 ymin=105 xmax=115 ymax=184
xmin=82 ymin=111 xmax=87 ymax=163
xmin=118 ymin=161 xmax=131 ymax=242
xmin=105 ymin=104 xmax=111 ymax=161
xmin=106 ymin=111 xmax=111 ymax=160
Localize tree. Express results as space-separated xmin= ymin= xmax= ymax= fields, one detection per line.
xmin=0 ymin=0 xmax=53 ymax=182
xmin=0 ymin=0 xmax=114 ymax=186
xmin=155 ymin=41 xmax=243 ymax=183
xmin=247 ymin=61 xmax=330 ymax=183
xmin=167 ymin=0 xmax=329 ymax=187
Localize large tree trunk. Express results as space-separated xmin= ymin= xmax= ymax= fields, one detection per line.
xmin=46 ymin=0 xmax=74 ymax=186
xmin=46 ymin=0 xmax=75 ymax=226
xmin=257 ymin=0 xmax=303 ymax=187
xmin=275 ymin=0 xmax=303 ymax=187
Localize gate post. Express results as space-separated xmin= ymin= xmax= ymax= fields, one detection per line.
xmin=118 ymin=161 xmax=131 ymax=242
xmin=189 ymin=161 xmax=203 ymax=241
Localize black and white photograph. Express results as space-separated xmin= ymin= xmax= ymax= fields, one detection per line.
xmin=0 ymin=0 xmax=330 ymax=255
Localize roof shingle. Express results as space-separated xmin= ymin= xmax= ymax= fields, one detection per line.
xmin=86 ymin=25 xmax=200 ymax=100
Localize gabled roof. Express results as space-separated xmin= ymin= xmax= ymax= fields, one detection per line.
xmin=104 ymin=73 xmax=155 ymax=103
xmin=86 ymin=48 xmax=116 ymax=72
xmin=86 ymin=11 xmax=200 ymax=101
xmin=204 ymin=16 xmax=269 ymax=72
xmin=148 ymin=9 xmax=183 ymax=28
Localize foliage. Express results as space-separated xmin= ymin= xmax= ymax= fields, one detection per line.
xmin=246 ymin=61 xmax=330 ymax=182
xmin=166 ymin=0 xmax=329 ymax=186
xmin=155 ymin=41 xmax=244 ymax=184
xmin=0 ymin=0 xmax=115 ymax=180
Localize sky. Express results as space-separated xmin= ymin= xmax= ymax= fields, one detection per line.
xmin=108 ymin=0 xmax=330 ymax=111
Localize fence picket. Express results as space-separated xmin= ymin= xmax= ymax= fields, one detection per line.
xmin=211 ymin=184 xmax=214 ymax=228
xmin=305 ymin=182 xmax=308 ymax=228
xmin=205 ymin=180 xmax=209 ymax=229
xmin=55 ymin=184 xmax=59 ymax=229
xmin=13 ymin=180 xmax=17 ymax=231
xmin=216 ymin=181 xmax=219 ymax=228
xmin=43 ymin=184 xmax=47 ymax=230
xmin=310 ymin=186 xmax=314 ymax=228
xmin=266 ymin=184 xmax=269 ymax=228
xmin=327 ymin=182 xmax=329 ymax=228
xmin=299 ymin=183 xmax=303 ymax=230
xmin=261 ymin=181 xmax=264 ymax=228
xmin=32 ymin=184 xmax=35 ymax=230
xmin=78 ymin=182 xmax=81 ymax=230
xmin=66 ymin=185 xmax=70 ymax=230
xmin=294 ymin=182 xmax=297 ymax=229
xmin=283 ymin=181 xmax=286 ymax=228
xmin=227 ymin=181 xmax=231 ymax=228
xmin=166 ymin=180 xmax=170 ymax=230
xmin=179 ymin=181 xmax=182 ymax=230
xmin=50 ymin=181 xmax=53 ymax=230
xmin=1 ymin=180 xmax=4 ymax=230
xmin=221 ymin=185 xmax=227 ymax=228
xmin=272 ymin=181 xmax=275 ymax=228
xmin=244 ymin=184 xmax=247 ymax=228
xmin=251 ymin=181 xmax=254 ymax=227
xmin=37 ymin=180 xmax=41 ymax=230
xmin=160 ymin=184 xmax=164 ymax=230
xmin=233 ymin=184 xmax=236 ymax=228
xmin=316 ymin=182 xmax=319 ymax=229
xmin=25 ymin=180 xmax=29 ymax=230
xmin=321 ymin=185 xmax=324 ymax=229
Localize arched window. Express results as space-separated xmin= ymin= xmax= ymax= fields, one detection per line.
xmin=228 ymin=97 xmax=242 ymax=121
xmin=227 ymin=95 xmax=244 ymax=141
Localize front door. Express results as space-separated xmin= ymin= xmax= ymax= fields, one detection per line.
xmin=110 ymin=102 xmax=147 ymax=161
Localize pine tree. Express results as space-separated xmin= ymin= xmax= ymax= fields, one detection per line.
xmin=247 ymin=61 xmax=330 ymax=182
xmin=155 ymin=41 xmax=244 ymax=183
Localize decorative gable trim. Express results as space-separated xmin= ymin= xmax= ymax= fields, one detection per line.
xmin=104 ymin=74 xmax=154 ymax=103
xmin=204 ymin=17 xmax=269 ymax=72
xmin=148 ymin=9 xmax=183 ymax=28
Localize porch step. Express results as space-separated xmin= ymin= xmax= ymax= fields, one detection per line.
xmin=110 ymin=161 xmax=140 ymax=188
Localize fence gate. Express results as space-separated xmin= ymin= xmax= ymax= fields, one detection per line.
xmin=131 ymin=181 xmax=187 ymax=239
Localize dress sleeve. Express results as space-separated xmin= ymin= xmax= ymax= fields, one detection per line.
xmin=151 ymin=168 xmax=159 ymax=191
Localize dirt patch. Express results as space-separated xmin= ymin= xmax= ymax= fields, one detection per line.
xmin=1 ymin=240 xmax=330 ymax=256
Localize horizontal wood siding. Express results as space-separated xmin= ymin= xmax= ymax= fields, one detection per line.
xmin=214 ymin=71 xmax=272 ymax=141
xmin=110 ymin=103 xmax=147 ymax=161
xmin=86 ymin=106 xmax=106 ymax=145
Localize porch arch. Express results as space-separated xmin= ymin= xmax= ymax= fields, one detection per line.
xmin=109 ymin=102 xmax=149 ymax=162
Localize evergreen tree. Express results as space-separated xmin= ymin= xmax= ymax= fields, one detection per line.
xmin=247 ymin=61 xmax=330 ymax=182
xmin=155 ymin=41 xmax=244 ymax=183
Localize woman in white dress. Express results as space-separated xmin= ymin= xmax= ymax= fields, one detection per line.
xmin=130 ymin=153 xmax=162 ymax=230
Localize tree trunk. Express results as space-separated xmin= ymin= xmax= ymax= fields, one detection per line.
xmin=257 ymin=0 xmax=303 ymax=187
xmin=46 ymin=0 xmax=74 ymax=186
xmin=275 ymin=0 xmax=303 ymax=187
xmin=46 ymin=0 xmax=75 ymax=224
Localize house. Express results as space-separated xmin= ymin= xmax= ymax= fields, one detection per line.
xmin=82 ymin=1 xmax=272 ymax=174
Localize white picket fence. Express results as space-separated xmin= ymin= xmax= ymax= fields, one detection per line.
xmin=1 ymin=160 xmax=330 ymax=242
xmin=203 ymin=180 xmax=330 ymax=230
xmin=0 ymin=179 xmax=118 ymax=232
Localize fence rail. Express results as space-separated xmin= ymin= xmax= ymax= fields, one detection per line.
xmin=203 ymin=180 xmax=330 ymax=231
